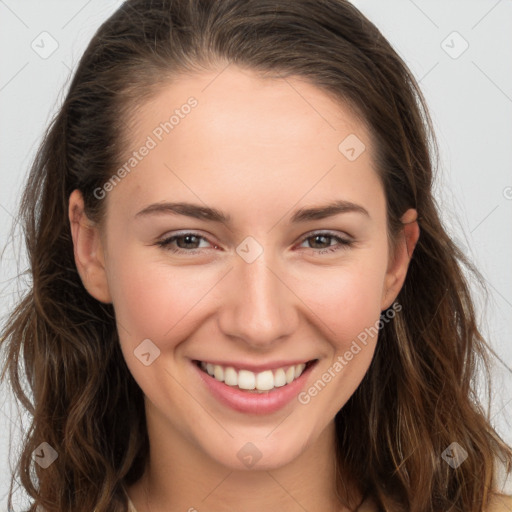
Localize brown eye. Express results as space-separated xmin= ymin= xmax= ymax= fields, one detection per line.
xmin=156 ymin=232 xmax=213 ymax=254
xmin=298 ymin=231 xmax=354 ymax=253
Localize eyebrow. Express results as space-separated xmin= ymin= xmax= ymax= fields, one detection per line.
xmin=135 ymin=199 xmax=370 ymax=223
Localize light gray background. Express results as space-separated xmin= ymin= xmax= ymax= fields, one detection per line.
xmin=1 ymin=0 xmax=511 ymax=509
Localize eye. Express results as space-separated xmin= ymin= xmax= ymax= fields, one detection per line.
xmin=297 ymin=231 xmax=354 ymax=254
xmin=156 ymin=232 xmax=215 ymax=254
xmin=155 ymin=230 xmax=353 ymax=256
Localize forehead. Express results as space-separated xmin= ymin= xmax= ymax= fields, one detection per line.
xmin=132 ymin=66 xmax=370 ymax=152
xmin=107 ymin=65 xmax=383 ymax=222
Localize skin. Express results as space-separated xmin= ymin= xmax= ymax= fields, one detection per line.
xmin=69 ymin=65 xmax=419 ymax=512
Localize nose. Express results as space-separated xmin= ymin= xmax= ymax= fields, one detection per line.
xmin=217 ymin=249 xmax=299 ymax=350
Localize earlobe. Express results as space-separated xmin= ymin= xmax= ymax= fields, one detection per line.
xmin=381 ymin=208 xmax=420 ymax=310
xmin=68 ymin=189 xmax=112 ymax=304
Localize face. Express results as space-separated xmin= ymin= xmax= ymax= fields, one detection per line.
xmin=70 ymin=65 xmax=417 ymax=472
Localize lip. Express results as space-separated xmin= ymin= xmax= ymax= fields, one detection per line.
xmin=191 ymin=358 xmax=318 ymax=415
xmin=194 ymin=359 xmax=314 ymax=373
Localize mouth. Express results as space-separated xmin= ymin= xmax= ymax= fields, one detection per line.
xmin=193 ymin=359 xmax=318 ymax=394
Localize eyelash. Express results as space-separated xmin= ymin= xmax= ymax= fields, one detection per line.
xmin=155 ymin=231 xmax=354 ymax=255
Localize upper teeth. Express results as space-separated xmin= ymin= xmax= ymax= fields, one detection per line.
xmin=200 ymin=361 xmax=307 ymax=392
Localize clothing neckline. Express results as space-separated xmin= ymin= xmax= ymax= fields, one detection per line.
xmin=122 ymin=485 xmax=138 ymax=512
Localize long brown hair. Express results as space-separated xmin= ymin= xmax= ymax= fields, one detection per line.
xmin=1 ymin=1 xmax=511 ymax=510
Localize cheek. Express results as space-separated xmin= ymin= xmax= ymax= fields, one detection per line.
xmin=108 ymin=252 xmax=221 ymax=398
xmin=106 ymin=248 xmax=219 ymax=346
xmin=107 ymin=230 xmax=389 ymax=349
xmin=294 ymin=261 xmax=386 ymax=417
xmin=295 ymin=254 xmax=387 ymax=350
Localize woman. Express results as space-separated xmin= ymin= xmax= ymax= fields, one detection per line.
xmin=1 ymin=0 xmax=511 ymax=511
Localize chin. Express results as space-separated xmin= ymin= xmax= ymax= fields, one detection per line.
xmin=202 ymin=428 xmax=314 ymax=471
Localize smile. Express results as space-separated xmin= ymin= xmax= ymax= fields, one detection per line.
xmin=195 ymin=360 xmax=316 ymax=393
xmin=192 ymin=358 xmax=318 ymax=415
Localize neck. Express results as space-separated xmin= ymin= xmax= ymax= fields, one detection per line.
xmin=126 ymin=403 xmax=360 ymax=512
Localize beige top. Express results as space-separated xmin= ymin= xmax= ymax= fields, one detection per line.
xmin=126 ymin=497 xmax=138 ymax=512
xmin=126 ymin=493 xmax=138 ymax=511
xmin=122 ymin=485 xmax=138 ymax=512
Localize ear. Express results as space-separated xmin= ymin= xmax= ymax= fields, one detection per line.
xmin=68 ymin=189 xmax=112 ymax=304
xmin=381 ymin=208 xmax=420 ymax=311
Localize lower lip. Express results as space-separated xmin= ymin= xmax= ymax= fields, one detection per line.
xmin=192 ymin=360 xmax=317 ymax=415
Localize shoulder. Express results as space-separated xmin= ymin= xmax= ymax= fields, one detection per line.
xmin=486 ymin=493 xmax=512 ymax=512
